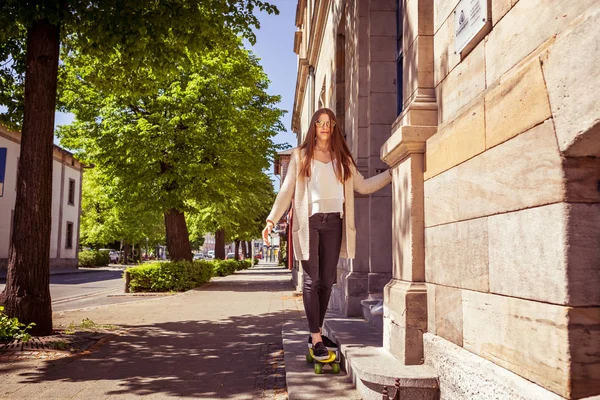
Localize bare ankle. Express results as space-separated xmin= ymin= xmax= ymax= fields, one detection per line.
xmin=311 ymin=332 xmax=323 ymax=343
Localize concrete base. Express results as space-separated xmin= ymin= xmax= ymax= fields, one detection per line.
xmin=282 ymin=319 xmax=362 ymax=400
xmin=423 ymin=333 xmax=591 ymax=400
xmin=334 ymin=269 xmax=369 ymax=317
xmin=323 ymin=310 xmax=439 ymax=400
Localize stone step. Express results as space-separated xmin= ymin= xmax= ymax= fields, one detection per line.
xmin=323 ymin=310 xmax=440 ymax=400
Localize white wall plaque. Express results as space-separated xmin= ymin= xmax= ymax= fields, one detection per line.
xmin=454 ymin=0 xmax=491 ymax=56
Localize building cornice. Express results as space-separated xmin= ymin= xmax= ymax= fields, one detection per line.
xmin=291 ymin=0 xmax=331 ymax=134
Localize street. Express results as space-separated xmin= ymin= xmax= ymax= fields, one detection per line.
xmin=0 ymin=268 xmax=146 ymax=312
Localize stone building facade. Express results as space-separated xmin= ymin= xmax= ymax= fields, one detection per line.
xmin=0 ymin=124 xmax=84 ymax=271
xmin=291 ymin=0 xmax=599 ymax=398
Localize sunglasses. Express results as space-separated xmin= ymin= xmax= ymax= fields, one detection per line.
xmin=315 ymin=120 xmax=336 ymax=128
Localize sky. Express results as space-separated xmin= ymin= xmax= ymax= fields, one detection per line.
xmin=51 ymin=0 xmax=299 ymax=186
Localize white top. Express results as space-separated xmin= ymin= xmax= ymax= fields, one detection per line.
xmin=307 ymin=160 xmax=345 ymax=216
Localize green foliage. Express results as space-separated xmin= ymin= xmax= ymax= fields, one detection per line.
xmin=126 ymin=259 xmax=252 ymax=292
xmin=77 ymin=250 xmax=110 ymax=267
xmin=127 ymin=260 xmax=214 ymax=292
xmin=0 ymin=306 xmax=35 ymax=342
xmin=0 ymin=0 xmax=279 ymax=130
xmin=254 ymin=258 xmax=259 ymax=266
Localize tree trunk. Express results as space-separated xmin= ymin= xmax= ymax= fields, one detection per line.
xmin=0 ymin=20 xmax=60 ymax=336
xmin=247 ymin=241 xmax=252 ymax=258
xmin=123 ymin=242 xmax=130 ymax=265
xmin=164 ymin=208 xmax=192 ymax=261
xmin=215 ymin=229 xmax=225 ymax=259
xmin=234 ymin=240 xmax=240 ymax=260
xmin=241 ymin=241 xmax=247 ymax=260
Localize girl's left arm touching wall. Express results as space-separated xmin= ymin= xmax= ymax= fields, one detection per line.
xmin=352 ymin=165 xmax=392 ymax=195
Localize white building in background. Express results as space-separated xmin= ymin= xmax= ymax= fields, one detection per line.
xmin=0 ymin=124 xmax=84 ymax=271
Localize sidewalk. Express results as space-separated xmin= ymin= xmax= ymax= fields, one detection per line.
xmin=0 ymin=263 xmax=299 ymax=399
xmin=1 ymin=262 xmax=364 ymax=399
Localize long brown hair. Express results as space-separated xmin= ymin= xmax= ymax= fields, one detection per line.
xmin=299 ymin=108 xmax=356 ymax=182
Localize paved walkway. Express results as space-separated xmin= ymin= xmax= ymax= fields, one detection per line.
xmin=0 ymin=263 xmax=302 ymax=399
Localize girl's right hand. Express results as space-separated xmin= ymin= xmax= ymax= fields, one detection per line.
xmin=262 ymin=222 xmax=274 ymax=245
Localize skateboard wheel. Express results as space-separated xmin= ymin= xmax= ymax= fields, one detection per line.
xmin=314 ymin=363 xmax=323 ymax=374
xmin=306 ymin=354 xmax=314 ymax=363
xmin=331 ymin=363 xmax=341 ymax=374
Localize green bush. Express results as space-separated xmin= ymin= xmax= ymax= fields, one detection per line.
xmin=253 ymin=258 xmax=259 ymax=265
xmin=78 ymin=250 xmax=110 ymax=267
xmin=0 ymin=306 xmax=35 ymax=342
xmin=238 ymin=259 xmax=253 ymax=270
xmin=212 ymin=259 xmax=238 ymax=276
xmin=127 ymin=260 xmax=213 ymax=292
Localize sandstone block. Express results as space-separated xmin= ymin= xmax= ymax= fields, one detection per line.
xmin=436 ymin=40 xmax=485 ymax=124
xmin=485 ymin=59 xmax=552 ymax=149
xmin=424 ymin=102 xmax=485 ymax=180
xmin=370 ymin=11 xmax=397 ymax=37
xmin=424 ymin=167 xmax=459 ymax=227
xmin=426 ymin=283 xmax=436 ymax=335
xmin=563 ymin=157 xmax=600 ymax=203
xmin=425 ymin=217 xmax=489 ymax=292
xmin=403 ymin=0 xmax=434 ymax=50
xmin=369 ymin=35 xmax=396 ymax=63
xmin=491 ymin=0 xmax=511 ymax=25
xmin=489 ymin=203 xmax=600 ymax=306
xmin=424 ymin=334 xmax=566 ymax=400
xmin=392 ymin=155 xmax=425 ymax=282
xmin=433 ymin=10 xmax=460 ymax=87
xmin=462 ymin=290 xmax=600 ymax=398
xmin=368 ymin=196 xmax=393 ymax=275
xmin=485 ymin=0 xmax=597 ymax=85
xmin=541 ymin=6 xmax=600 ymax=157
xmin=433 ymin=0 xmax=459 ymax=33
xmin=403 ymin=36 xmax=435 ymax=106
xmin=457 ymin=120 xmax=564 ymax=222
xmin=434 ymin=285 xmax=463 ymax=347
xmin=368 ymin=92 xmax=397 ymax=127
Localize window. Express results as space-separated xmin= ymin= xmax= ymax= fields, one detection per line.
xmin=0 ymin=148 xmax=6 ymax=197
xmin=68 ymin=178 xmax=75 ymax=205
xmin=65 ymin=222 xmax=74 ymax=249
xmin=396 ymin=0 xmax=404 ymax=116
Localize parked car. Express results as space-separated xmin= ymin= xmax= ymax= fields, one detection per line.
xmin=225 ymin=252 xmax=235 ymax=260
xmin=100 ymin=249 xmax=119 ymax=264
xmin=193 ymin=253 xmax=205 ymax=260
xmin=206 ymin=250 xmax=215 ymax=259
xmin=254 ymin=253 xmax=262 ymax=259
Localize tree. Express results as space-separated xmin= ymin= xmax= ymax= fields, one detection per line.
xmin=0 ymin=0 xmax=278 ymax=335
xmin=78 ymin=167 xmax=165 ymax=252
xmin=58 ymin=39 xmax=285 ymax=261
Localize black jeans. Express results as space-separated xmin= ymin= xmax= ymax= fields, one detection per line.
xmin=301 ymin=213 xmax=343 ymax=333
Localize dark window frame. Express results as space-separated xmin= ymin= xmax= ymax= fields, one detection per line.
xmin=65 ymin=221 xmax=74 ymax=249
xmin=68 ymin=178 xmax=75 ymax=206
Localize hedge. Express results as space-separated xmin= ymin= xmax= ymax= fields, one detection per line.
xmin=126 ymin=259 xmax=252 ymax=293
xmin=78 ymin=250 xmax=110 ymax=267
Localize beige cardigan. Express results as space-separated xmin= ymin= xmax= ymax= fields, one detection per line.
xmin=267 ymin=148 xmax=392 ymax=261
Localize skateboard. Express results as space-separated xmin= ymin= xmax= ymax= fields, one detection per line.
xmin=306 ymin=348 xmax=341 ymax=374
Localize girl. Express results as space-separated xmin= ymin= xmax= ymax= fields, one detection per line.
xmin=262 ymin=108 xmax=392 ymax=360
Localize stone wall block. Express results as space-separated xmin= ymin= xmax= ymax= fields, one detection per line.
xmin=424 ymin=102 xmax=485 ymax=180
xmin=370 ymin=11 xmax=397 ymax=37
xmin=369 ymin=35 xmax=396 ymax=62
xmin=426 ymin=283 xmax=436 ymax=334
xmin=417 ymin=35 xmax=434 ymax=88
xmin=434 ymin=285 xmax=463 ymax=346
xmin=569 ymin=307 xmax=600 ymax=399
xmin=369 ymin=196 xmax=393 ymax=274
xmin=369 ymin=93 xmax=398 ymax=126
xmin=463 ymin=290 xmax=570 ymax=397
xmin=404 ymin=0 xmax=434 ymax=49
xmin=457 ymin=120 xmax=565 ymax=221
xmin=425 ymin=217 xmax=489 ymax=291
xmin=369 ymin=0 xmax=397 ymax=12
xmin=369 ymin=61 xmax=397 ymax=94
xmin=436 ymin=40 xmax=486 ymax=124
xmin=566 ymin=203 xmax=600 ymax=307
xmin=488 ymin=203 xmax=569 ymax=304
xmin=433 ymin=11 xmax=459 ymax=87
xmin=563 ymin=157 xmax=600 ymax=203
xmin=491 ymin=0 xmax=512 ymax=26
xmin=485 ymin=0 xmax=597 ymax=85
xmin=424 ymin=167 xmax=459 ymax=227
xmin=541 ymin=6 xmax=600 ymax=157
xmin=485 ymin=59 xmax=552 ymax=149
xmin=433 ymin=0 xmax=458 ymax=33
